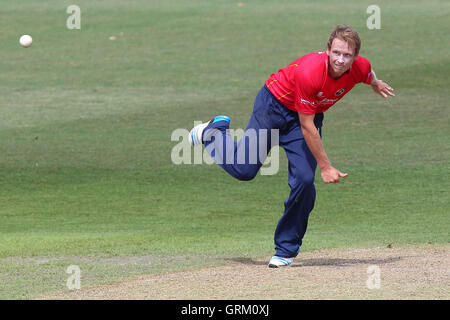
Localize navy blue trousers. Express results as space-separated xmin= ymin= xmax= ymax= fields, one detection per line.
xmin=203 ymin=85 xmax=323 ymax=258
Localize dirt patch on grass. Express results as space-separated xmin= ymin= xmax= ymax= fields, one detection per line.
xmin=40 ymin=245 xmax=449 ymax=300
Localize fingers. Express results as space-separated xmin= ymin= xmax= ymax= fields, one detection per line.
xmin=338 ymin=171 xmax=348 ymax=178
xmin=378 ymin=81 xmax=395 ymax=98
xmin=386 ymin=87 xmax=395 ymax=96
xmin=330 ymin=171 xmax=348 ymax=183
xmin=383 ymin=86 xmax=395 ymax=97
xmin=380 ymin=88 xmax=395 ymax=98
xmin=322 ymin=170 xmax=348 ymax=184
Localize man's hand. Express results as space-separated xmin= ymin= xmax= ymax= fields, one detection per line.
xmin=370 ymin=70 xmax=395 ymax=98
xmin=372 ymin=79 xmax=395 ymax=98
xmin=321 ymin=165 xmax=348 ymax=184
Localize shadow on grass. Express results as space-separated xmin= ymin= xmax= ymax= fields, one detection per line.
xmin=292 ymin=256 xmax=403 ymax=268
xmin=228 ymin=256 xmax=403 ymax=267
xmin=226 ymin=257 xmax=268 ymax=266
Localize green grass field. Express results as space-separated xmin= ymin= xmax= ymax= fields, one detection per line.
xmin=0 ymin=0 xmax=448 ymax=299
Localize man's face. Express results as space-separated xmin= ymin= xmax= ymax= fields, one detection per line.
xmin=326 ymin=38 xmax=356 ymax=78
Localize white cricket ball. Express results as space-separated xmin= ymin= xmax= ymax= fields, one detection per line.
xmin=19 ymin=34 xmax=33 ymax=48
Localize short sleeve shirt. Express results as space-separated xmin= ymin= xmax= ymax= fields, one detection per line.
xmin=265 ymin=52 xmax=372 ymax=114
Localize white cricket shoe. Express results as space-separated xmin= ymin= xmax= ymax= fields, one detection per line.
xmin=188 ymin=121 xmax=211 ymax=146
xmin=268 ymin=256 xmax=293 ymax=268
xmin=188 ymin=116 xmax=230 ymax=146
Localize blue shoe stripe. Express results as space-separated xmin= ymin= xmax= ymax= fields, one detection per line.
xmin=190 ymin=127 xmax=198 ymax=145
xmin=212 ymin=115 xmax=230 ymax=124
xmin=197 ymin=127 xmax=201 ymax=144
xmin=194 ymin=127 xmax=199 ymax=144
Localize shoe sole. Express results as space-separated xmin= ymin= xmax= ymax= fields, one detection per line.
xmin=268 ymin=263 xmax=291 ymax=268
xmin=268 ymin=256 xmax=293 ymax=268
xmin=268 ymin=263 xmax=279 ymax=268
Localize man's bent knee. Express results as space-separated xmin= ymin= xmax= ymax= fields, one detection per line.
xmin=232 ymin=166 xmax=260 ymax=181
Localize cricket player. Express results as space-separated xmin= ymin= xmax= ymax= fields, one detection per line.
xmin=188 ymin=25 xmax=395 ymax=267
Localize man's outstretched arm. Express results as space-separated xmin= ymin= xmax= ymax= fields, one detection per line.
xmin=298 ymin=112 xmax=348 ymax=184
xmin=370 ymin=70 xmax=395 ymax=98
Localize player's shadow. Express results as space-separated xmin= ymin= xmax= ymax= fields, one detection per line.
xmin=227 ymin=257 xmax=268 ymax=266
xmin=289 ymin=256 xmax=403 ymax=267
xmin=228 ymin=256 xmax=403 ymax=267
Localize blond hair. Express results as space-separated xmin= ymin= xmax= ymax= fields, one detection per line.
xmin=327 ymin=24 xmax=361 ymax=56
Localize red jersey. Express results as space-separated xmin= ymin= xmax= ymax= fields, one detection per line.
xmin=265 ymin=52 xmax=372 ymax=114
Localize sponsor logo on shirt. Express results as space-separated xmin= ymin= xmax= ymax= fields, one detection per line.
xmin=335 ymin=88 xmax=345 ymax=96
xmin=318 ymin=98 xmax=338 ymax=104
xmin=300 ymin=98 xmax=315 ymax=105
xmin=302 ymin=97 xmax=339 ymax=106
